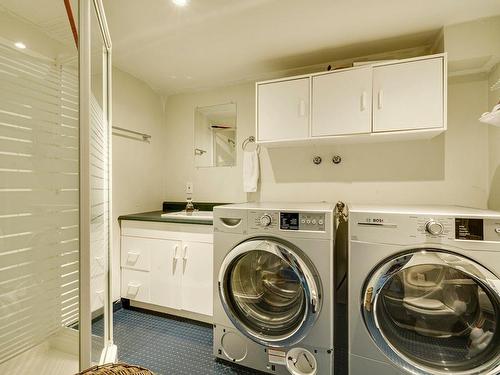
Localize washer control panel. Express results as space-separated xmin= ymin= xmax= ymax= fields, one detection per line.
xmin=280 ymin=212 xmax=325 ymax=232
xmin=248 ymin=211 xmax=326 ymax=232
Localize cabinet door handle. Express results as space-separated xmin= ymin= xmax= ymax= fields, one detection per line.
xmin=182 ymin=245 xmax=188 ymax=260
xmin=377 ymin=90 xmax=383 ymax=110
xmin=299 ymin=99 xmax=306 ymax=117
xmin=127 ymin=282 xmax=141 ymax=296
xmin=173 ymin=245 xmax=180 ymax=260
xmin=127 ymin=251 xmax=140 ymax=264
xmin=361 ymin=91 xmax=367 ymax=111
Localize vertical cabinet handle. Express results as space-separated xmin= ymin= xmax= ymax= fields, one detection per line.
xmin=182 ymin=245 xmax=188 ymax=260
xmin=127 ymin=282 xmax=141 ymax=296
xmin=377 ymin=90 xmax=383 ymax=110
xmin=127 ymin=251 xmax=140 ymax=264
xmin=299 ymin=99 xmax=306 ymax=117
xmin=173 ymin=245 xmax=180 ymax=260
xmin=361 ymin=91 xmax=367 ymax=111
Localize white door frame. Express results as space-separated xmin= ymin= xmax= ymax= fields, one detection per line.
xmin=79 ymin=0 xmax=113 ymax=370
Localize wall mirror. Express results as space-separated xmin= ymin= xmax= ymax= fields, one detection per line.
xmin=194 ymin=103 xmax=237 ymax=167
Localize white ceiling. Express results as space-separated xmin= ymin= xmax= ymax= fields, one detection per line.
xmin=103 ymin=0 xmax=500 ymax=96
xmin=2 ymin=0 xmax=500 ymax=96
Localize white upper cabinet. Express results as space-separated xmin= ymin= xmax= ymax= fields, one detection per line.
xmin=372 ymin=57 xmax=445 ymax=132
xmin=255 ymin=54 xmax=446 ymax=145
xmin=257 ymin=77 xmax=310 ymax=142
xmin=312 ymin=66 xmax=372 ymax=136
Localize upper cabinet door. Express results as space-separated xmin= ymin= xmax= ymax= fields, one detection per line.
xmin=312 ymin=67 xmax=372 ymax=136
xmin=373 ymin=57 xmax=445 ymax=132
xmin=257 ymin=78 xmax=310 ymax=142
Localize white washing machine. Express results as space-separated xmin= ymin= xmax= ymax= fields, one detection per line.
xmin=213 ymin=203 xmax=335 ymax=375
xmin=348 ymin=205 xmax=500 ymax=375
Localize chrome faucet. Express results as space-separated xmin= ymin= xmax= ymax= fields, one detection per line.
xmin=185 ymin=197 xmax=195 ymax=213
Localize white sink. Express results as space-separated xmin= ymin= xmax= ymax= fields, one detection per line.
xmin=161 ymin=210 xmax=213 ymax=221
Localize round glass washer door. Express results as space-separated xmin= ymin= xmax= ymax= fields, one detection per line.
xmin=218 ymin=238 xmax=322 ymax=347
xmin=362 ymin=249 xmax=500 ymax=375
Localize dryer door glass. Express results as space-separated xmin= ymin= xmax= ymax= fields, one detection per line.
xmin=363 ymin=250 xmax=500 ymax=375
xmin=219 ymin=238 xmax=321 ymax=346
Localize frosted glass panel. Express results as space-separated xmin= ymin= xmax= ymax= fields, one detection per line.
xmin=0 ymin=1 xmax=80 ymax=373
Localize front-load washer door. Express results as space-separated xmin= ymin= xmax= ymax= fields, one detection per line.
xmin=362 ymin=249 xmax=500 ymax=375
xmin=218 ymin=237 xmax=322 ymax=347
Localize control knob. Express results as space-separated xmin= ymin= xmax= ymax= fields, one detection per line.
xmin=425 ymin=220 xmax=444 ymax=236
xmin=260 ymin=214 xmax=272 ymax=227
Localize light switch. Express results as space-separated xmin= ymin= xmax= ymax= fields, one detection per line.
xmin=186 ymin=182 xmax=193 ymax=194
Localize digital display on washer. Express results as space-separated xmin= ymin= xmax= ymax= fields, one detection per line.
xmin=280 ymin=212 xmax=299 ymax=230
xmin=455 ymin=218 xmax=483 ymax=240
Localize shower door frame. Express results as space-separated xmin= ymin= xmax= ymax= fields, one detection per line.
xmin=79 ymin=0 xmax=114 ymax=370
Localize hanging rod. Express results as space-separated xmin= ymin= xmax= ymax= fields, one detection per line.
xmin=112 ymin=126 xmax=151 ymax=142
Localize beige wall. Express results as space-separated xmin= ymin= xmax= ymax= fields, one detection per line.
xmin=163 ymin=83 xmax=255 ymax=203
xmin=112 ymin=67 xmax=165 ymax=299
xmin=162 ymin=78 xmax=491 ymax=208
xmin=488 ymin=63 xmax=500 ymax=210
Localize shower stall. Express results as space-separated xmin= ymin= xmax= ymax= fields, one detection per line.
xmin=0 ymin=0 xmax=113 ymax=373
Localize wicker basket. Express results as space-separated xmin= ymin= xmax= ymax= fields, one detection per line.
xmin=77 ymin=363 xmax=155 ymax=375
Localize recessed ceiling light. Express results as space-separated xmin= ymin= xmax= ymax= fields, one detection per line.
xmin=14 ymin=42 xmax=26 ymax=49
xmin=172 ymin=0 xmax=188 ymax=7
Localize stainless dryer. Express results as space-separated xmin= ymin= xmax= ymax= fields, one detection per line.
xmin=348 ymin=205 xmax=500 ymax=375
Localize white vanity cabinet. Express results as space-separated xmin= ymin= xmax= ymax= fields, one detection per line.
xmin=120 ymin=220 xmax=213 ymax=321
xmin=179 ymin=241 xmax=213 ymax=316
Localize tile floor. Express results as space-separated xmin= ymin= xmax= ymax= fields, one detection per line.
xmin=92 ymin=308 xmax=263 ymax=375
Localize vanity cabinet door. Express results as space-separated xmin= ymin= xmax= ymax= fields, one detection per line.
xmin=149 ymin=239 xmax=182 ymax=309
xmin=257 ymin=77 xmax=310 ymax=142
xmin=181 ymin=241 xmax=213 ymax=316
xmin=312 ymin=67 xmax=372 ymax=136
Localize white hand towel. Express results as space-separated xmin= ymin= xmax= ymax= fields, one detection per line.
xmin=243 ymin=149 xmax=259 ymax=192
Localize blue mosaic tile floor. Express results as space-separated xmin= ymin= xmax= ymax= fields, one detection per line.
xmin=92 ymin=308 xmax=263 ymax=375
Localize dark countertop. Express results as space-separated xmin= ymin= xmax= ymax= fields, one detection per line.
xmin=118 ymin=202 xmax=228 ymax=226
xmin=118 ymin=210 xmax=214 ymax=226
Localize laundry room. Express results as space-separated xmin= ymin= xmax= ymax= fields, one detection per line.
xmin=0 ymin=1 xmax=499 ymax=375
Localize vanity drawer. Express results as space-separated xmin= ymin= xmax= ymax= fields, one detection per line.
xmin=121 ymin=269 xmax=150 ymax=303
xmin=121 ymin=236 xmax=152 ymax=271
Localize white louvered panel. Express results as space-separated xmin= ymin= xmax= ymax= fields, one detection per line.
xmin=0 ymin=42 xmax=80 ymax=364
xmin=89 ymin=93 xmax=109 ymax=314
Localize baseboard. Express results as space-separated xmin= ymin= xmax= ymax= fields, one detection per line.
xmin=122 ymin=298 xmax=213 ymax=326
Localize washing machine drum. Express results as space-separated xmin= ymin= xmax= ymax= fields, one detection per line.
xmin=362 ymin=249 xmax=500 ymax=375
xmin=218 ymin=238 xmax=322 ymax=347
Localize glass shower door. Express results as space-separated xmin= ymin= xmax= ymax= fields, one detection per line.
xmin=79 ymin=0 xmax=114 ymax=368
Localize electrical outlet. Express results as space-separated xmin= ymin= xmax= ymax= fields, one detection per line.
xmin=185 ymin=182 xmax=193 ymax=194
